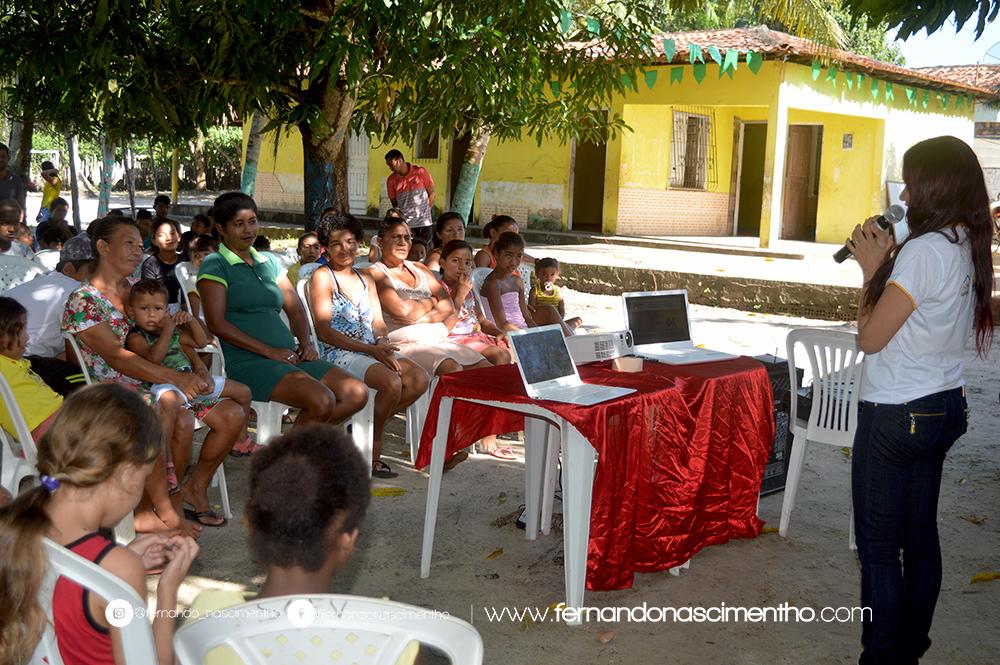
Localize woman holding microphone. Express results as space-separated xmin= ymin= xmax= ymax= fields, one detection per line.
xmin=848 ymin=135 xmax=993 ymax=664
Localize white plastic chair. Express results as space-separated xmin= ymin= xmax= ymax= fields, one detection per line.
xmin=175 ymin=261 xmax=198 ymax=318
xmin=62 ymin=333 xmax=232 ymax=522
xmin=780 ymin=328 xmax=864 ymax=548
xmin=0 ymin=372 xmax=40 ymax=496
xmin=33 ymin=249 xmax=62 ymax=272
xmin=470 ymin=267 xmax=493 ymax=321
xmin=517 ymin=262 xmax=533 ymax=291
xmin=294 ymin=274 xmax=405 ymax=473
xmin=0 ymin=255 xmax=45 ymax=292
xmin=30 ymin=538 xmax=157 ymax=665
xmin=173 ymin=594 xmax=483 ymax=665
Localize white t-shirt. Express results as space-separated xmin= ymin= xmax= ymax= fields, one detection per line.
xmin=4 ymin=271 xmax=81 ymax=358
xmin=860 ymin=229 xmax=974 ymax=403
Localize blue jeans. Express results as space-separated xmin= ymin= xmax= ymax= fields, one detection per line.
xmin=852 ymin=387 xmax=967 ymax=665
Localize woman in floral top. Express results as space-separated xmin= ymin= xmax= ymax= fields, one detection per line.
xmin=62 ymin=216 xmax=247 ymax=534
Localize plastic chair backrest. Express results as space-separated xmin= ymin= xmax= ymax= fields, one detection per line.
xmin=786 ymin=328 xmax=864 ymax=448
xmin=0 ymin=255 xmax=45 ymax=293
xmin=63 ymin=333 xmax=95 ymax=385
xmin=30 ymin=539 xmax=157 ymax=665
xmin=354 ymin=260 xmax=373 ymax=270
xmin=175 ymin=261 xmax=198 ymax=316
xmin=173 ymin=593 xmax=483 ymax=665
xmin=470 ymin=267 xmax=493 ymax=322
xmin=0 ymin=372 xmax=40 ymax=495
xmin=295 ymin=277 xmax=320 ymax=355
xmin=517 ymin=262 xmax=533 ymax=291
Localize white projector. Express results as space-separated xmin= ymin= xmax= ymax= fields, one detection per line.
xmin=566 ymin=330 xmax=634 ymax=365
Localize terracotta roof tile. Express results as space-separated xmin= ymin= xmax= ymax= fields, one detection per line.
xmin=572 ymin=26 xmax=996 ymax=98
xmin=914 ymin=65 xmax=1000 ymax=91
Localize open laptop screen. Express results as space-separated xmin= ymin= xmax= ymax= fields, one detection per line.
xmin=625 ymin=293 xmax=691 ymax=346
xmin=510 ymin=327 xmax=577 ymax=385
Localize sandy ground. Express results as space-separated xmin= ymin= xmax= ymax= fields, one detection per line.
xmin=164 ymin=288 xmax=1000 ymax=664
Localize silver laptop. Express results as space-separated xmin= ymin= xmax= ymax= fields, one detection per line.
xmin=622 ymin=290 xmax=736 ymax=365
xmin=507 ymin=325 xmax=636 ymax=405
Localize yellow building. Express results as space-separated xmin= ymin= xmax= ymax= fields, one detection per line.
xmin=246 ymin=27 xmax=992 ymax=248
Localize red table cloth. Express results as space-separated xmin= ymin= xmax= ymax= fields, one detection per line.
xmin=416 ymin=357 xmax=775 ymax=591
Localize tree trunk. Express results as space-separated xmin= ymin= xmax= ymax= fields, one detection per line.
xmin=333 ymin=139 xmax=350 ymax=215
xmin=242 ymin=111 xmax=267 ymax=195
xmin=148 ymin=139 xmax=160 ymax=197
xmin=97 ymin=136 xmax=115 ymax=217
xmin=450 ymin=126 xmax=491 ymax=224
xmin=125 ymin=147 xmax=137 ymax=219
xmin=191 ymin=130 xmax=207 ymax=191
xmin=8 ymin=120 xmax=22 ymax=169
xmin=12 ymin=117 xmax=33 ymax=206
xmin=65 ymin=130 xmax=83 ymax=232
xmin=299 ymin=73 xmax=357 ymax=230
xmin=171 ymin=148 xmax=180 ymax=202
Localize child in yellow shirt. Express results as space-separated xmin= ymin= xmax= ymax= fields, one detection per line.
xmin=0 ymin=297 xmax=62 ymax=440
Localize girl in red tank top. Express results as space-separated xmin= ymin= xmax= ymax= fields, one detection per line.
xmin=0 ymin=384 xmax=199 ymax=665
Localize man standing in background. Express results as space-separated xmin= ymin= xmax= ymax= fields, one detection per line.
xmin=385 ymin=149 xmax=435 ymax=245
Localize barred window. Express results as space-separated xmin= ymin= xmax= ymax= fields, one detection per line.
xmin=670 ymin=109 xmax=716 ymax=190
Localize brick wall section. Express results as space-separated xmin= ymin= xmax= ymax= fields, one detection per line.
xmin=616 ymin=188 xmax=732 ymax=236
xmin=254 ymin=173 xmax=302 ymax=211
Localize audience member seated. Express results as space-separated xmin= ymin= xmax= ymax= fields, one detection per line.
xmin=482 ymin=232 xmax=535 ymax=333
xmin=424 ymin=211 xmax=465 ymax=273
xmin=34 ymin=196 xmax=75 ymax=245
xmin=34 ymin=227 xmax=69 ymax=271
xmin=198 ymin=192 xmax=367 ymax=428
xmin=437 ymin=239 xmax=516 ymax=460
xmin=190 ymin=213 xmax=212 ymax=237
xmin=310 ymin=214 xmax=430 ymax=478
xmin=286 ymin=231 xmax=322 ymax=285
xmin=5 ymin=234 xmax=95 ymax=396
xmin=0 ymin=297 xmax=62 ymax=440
xmin=141 ymin=219 xmax=184 ymax=313
xmin=187 ymin=425 xmax=424 ymax=664
xmin=125 ymin=278 xmax=252 ymax=526
xmin=369 ymin=218 xmax=490 ymax=377
xmin=474 ymin=214 xmax=533 ymax=269
xmin=367 ymin=207 xmax=404 ymax=263
xmin=135 ymin=208 xmax=154 ymax=251
xmin=406 ymin=237 xmax=429 ymax=263
xmin=0 ymin=198 xmax=33 ymax=257
xmin=62 ymin=215 xmax=241 ymax=537
xmin=529 ymin=257 xmax=582 ymax=333
xmin=0 ymin=383 xmax=199 ymax=665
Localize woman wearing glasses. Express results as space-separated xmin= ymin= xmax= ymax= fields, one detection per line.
xmin=368 ymin=217 xmax=490 ymax=378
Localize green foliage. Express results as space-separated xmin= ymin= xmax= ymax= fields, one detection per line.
xmin=839 ymin=0 xmax=999 ymax=41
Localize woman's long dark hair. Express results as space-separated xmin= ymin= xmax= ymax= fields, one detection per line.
xmin=863 ymin=136 xmax=994 ymax=354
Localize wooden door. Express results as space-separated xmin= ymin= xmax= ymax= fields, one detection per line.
xmin=737 ymin=124 xmax=767 ymax=236
xmin=781 ymin=125 xmax=812 ymax=240
xmin=347 ymin=131 xmax=370 ymax=215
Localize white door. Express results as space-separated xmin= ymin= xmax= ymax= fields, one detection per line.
xmin=347 ymin=131 xmax=370 ymax=215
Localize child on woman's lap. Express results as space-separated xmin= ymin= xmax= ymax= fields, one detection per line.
xmin=125 ymin=279 xmax=250 ymax=414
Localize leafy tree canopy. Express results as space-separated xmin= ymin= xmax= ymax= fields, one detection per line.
xmin=839 ymin=0 xmax=999 ymax=41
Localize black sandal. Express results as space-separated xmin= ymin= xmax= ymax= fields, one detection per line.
xmin=372 ymin=461 xmax=398 ymax=479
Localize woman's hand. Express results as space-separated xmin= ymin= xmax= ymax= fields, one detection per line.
xmin=453 ymin=274 xmax=474 ymax=303
xmin=370 ymin=338 xmax=401 ymax=373
xmin=172 ymin=371 xmax=208 ymax=399
xmin=172 ymin=311 xmax=194 ymax=327
xmin=296 ymin=342 xmax=318 ymax=362
xmin=266 ymin=346 xmax=299 ymax=365
xmin=850 ymin=217 xmax=895 ymax=279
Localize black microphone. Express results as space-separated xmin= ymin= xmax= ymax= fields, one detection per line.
xmin=833 ymin=205 xmax=905 ymax=263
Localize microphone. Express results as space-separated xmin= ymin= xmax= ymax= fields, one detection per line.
xmin=832 ymin=205 xmax=905 ymax=263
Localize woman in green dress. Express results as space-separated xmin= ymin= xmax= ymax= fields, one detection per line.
xmin=197 ymin=193 xmax=367 ymax=431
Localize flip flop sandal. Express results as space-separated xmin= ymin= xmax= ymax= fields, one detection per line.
xmin=371 ymin=461 xmax=399 ymax=479
xmin=443 ymin=449 xmax=470 ymax=471
xmin=183 ymin=507 xmax=227 ymax=528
